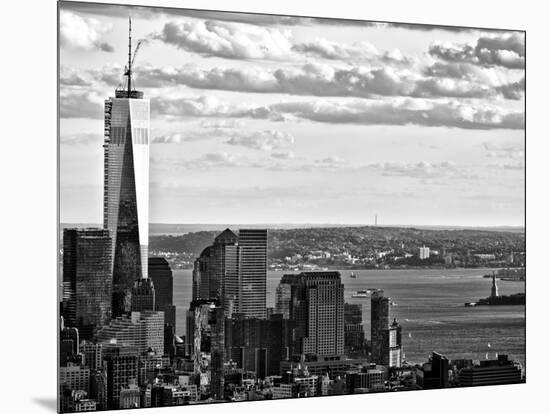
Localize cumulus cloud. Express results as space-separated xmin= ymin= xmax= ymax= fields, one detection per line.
xmin=60 ymin=69 xmax=93 ymax=87
xmin=199 ymin=119 xmax=244 ymax=129
xmin=152 ymin=20 xmax=294 ymax=60
xmin=271 ymin=151 xmax=295 ymax=160
xmin=293 ymin=39 xmax=413 ymax=64
xmin=183 ymin=152 xmax=264 ymax=169
xmin=150 ymin=95 xmax=275 ymax=120
xmin=151 ymin=95 xmax=524 ymax=130
xmin=266 ymin=99 xmax=524 ymax=130
xmin=364 ymin=161 xmax=457 ymax=178
xmin=226 ymin=130 xmax=294 ymax=151
xmin=128 ymin=62 xmax=515 ymax=100
xmin=152 ymin=127 xmax=294 ymax=151
xmin=60 ymin=10 xmax=114 ymax=52
xmin=483 ymin=142 xmax=524 ymax=160
xmin=429 ymin=32 xmax=525 ymax=69
xmin=60 ymin=133 xmax=102 ymax=145
xmin=489 ymin=161 xmax=524 ymax=171
xmin=59 ymin=90 xmax=104 ymax=119
xmin=152 ymin=19 xmax=421 ymax=65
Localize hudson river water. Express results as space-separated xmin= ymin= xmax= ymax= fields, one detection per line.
xmin=173 ymin=268 xmax=525 ymax=367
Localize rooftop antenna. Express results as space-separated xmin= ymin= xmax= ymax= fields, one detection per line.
xmin=127 ymin=15 xmax=132 ymax=97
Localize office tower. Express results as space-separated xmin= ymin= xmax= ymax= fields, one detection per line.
xmin=103 ymin=19 xmax=150 ymax=317
xmin=416 ymin=352 xmax=450 ymax=389
xmin=131 ymin=278 xmax=155 ymax=312
xmin=185 ymin=300 xmax=221 ymax=372
xmin=60 ymin=322 xmax=80 ymax=366
xmin=344 ymin=303 xmax=365 ymax=355
xmin=275 ymin=279 xmax=292 ymax=319
xmin=62 ymin=228 xmax=113 ymax=339
xmin=192 ymin=228 xmax=266 ymax=318
xmin=119 ymin=380 xmax=141 ymax=409
xmin=59 ymin=364 xmax=90 ymax=400
xmin=104 ymin=353 xmax=138 ymax=410
xmin=192 ymin=246 xmax=213 ymax=301
xmin=226 ymin=314 xmax=290 ymax=378
xmin=148 ymin=257 xmax=176 ymax=327
xmin=89 ymin=369 xmax=108 ymax=411
xmin=371 ymin=290 xmax=390 ymax=365
xmin=97 ymin=311 xmax=164 ymax=354
xmin=387 ymin=318 xmax=402 ymax=368
xmin=237 ymin=229 xmax=268 ymax=318
xmin=209 ymin=304 xmax=226 ymax=400
xmin=285 ymin=272 xmax=345 ymax=356
xmin=59 ymin=364 xmax=90 ymax=393
xmin=138 ymin=352 xmax=170 ymax=387
xmin=458 ymin=354 xmax=522 ymax=386
xmin=192 ymin=229 xmax=239 ymax=316
xmin=81 ymin=342 xmax=104 ymax=371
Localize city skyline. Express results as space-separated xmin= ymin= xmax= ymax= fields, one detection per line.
xmin=58 ymin=3 xmax=525 ymax=411
xmin=60 ymin=1 xmax=525 ymax=227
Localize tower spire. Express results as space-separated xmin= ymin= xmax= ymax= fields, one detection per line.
xmin=127 ymin=15 xmax=132 ymax=97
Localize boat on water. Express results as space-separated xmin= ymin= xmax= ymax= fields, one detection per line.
xmin=350 ymin=272 xmax=357 ymax=278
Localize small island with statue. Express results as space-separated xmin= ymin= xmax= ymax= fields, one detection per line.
xmin=465 ymin=273 xmax=525 ymax=307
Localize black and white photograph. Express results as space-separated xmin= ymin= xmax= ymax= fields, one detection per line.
xmin=56 ymin=0 xmax=526 ymax=412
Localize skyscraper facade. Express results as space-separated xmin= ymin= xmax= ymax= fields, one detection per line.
xmin=148 ymin=257 xmax=173 ymax=309
xmin=387 ymin=318 xmax=402 ymax=367
xmin=371 ymin=290 xmax=390 ymax=365
xmin=62 ymin=228 xmax=113 ymax=338
xmin=191 ymin=228 xmax=266 ymax=318
xmin=104 ymin=74 xmax=150 ymax=317
xmin=96 ymin=311 xmax=164 ymax=354
xmin=344 ymin=303 xmax=365 ymax=355
xmin=285 ymin=272 xmax=345 ymax=357
xmin=148 ymin=257 xmax=176 ymax=327
xmin=237 ymin=229 xmax=268 ymax=319
xmin=130 ymin=278 xmax=155 ymax=312
xmin=275 ymin=280 xmax=292 ymax=319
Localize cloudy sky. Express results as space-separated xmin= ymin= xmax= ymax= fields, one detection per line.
xmin=59 ymin=1 xmax=525 ymax=226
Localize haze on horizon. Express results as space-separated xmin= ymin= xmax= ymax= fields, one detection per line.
xmin=59 ymin=2 xmax=525 ymax=228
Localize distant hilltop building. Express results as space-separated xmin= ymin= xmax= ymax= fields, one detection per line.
xmin=103 ymin=16 xmax=150 ymax=317
xmin=419 ymin=245 xmax=430 ymax=260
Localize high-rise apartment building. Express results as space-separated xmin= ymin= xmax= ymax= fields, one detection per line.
xmin=62 ymin=228 xmax=113 ymax=339
xmin=103 ymin=21 xmax=150 ymax=317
